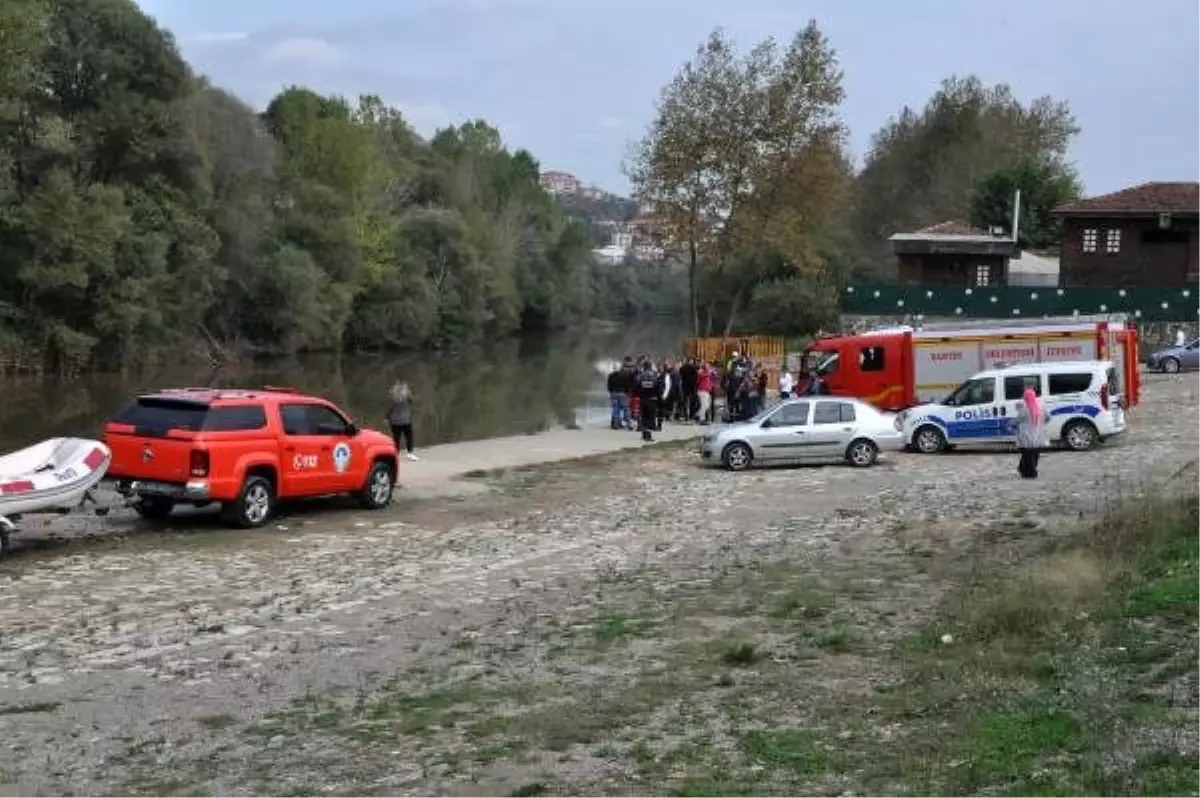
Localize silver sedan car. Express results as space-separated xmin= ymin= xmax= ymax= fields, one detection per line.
xmin=699 ymin=397 xmax=905 ymax=471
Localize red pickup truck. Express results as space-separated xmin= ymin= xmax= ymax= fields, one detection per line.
xmin=104 ymin=387 xmax=398 ymax=527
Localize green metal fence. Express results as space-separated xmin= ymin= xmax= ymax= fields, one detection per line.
xmin=841 ymin=285 xmax=1198 ymax=322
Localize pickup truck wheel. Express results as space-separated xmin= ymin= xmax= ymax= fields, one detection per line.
xmin=222 ymin=475 xmax=274 ymax=529
xmin=134 ymin=496 xmax=175 ymax=520
xmin=359 ymin=460 xmax=395 ymax=510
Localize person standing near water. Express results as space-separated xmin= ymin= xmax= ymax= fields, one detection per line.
xmin=1013 ymin=386 xmax=1049 ymax=478
xmin=386 ymin=381 xmax=419 ymax=461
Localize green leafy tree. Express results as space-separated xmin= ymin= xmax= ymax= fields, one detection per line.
xmin=851 ymin=75 xmax=1079 ymax=278
xmin=627 ymin=22 xmax=850 ymax=335
xmin=968 ymin=157 xmax=1081 ymax=250
xmin=0 ymin=0 xmax=632 ymax=374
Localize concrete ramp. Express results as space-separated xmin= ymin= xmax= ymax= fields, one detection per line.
xmin=396 ymin=424 xmax=704 ymax=498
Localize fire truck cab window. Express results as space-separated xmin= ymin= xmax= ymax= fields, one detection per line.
xmin=816 ymin=353 xmax=839 ymax=374
xmin=859 ymin=346 xmax=885 ymax=372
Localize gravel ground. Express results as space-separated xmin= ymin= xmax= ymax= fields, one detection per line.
xmin=0 ymin=374 xmax=1195 ymax=796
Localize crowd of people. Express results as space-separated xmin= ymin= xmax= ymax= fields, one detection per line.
xmin=605 ymin=352 xmax=830 ymax=441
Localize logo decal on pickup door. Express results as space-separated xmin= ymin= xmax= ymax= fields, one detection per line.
xmin=333 ymin=442 xmax=352 ymax=473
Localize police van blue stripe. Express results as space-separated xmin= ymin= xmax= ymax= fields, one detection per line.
xmin=1049 ymin=404 xmax=1101 ymax=418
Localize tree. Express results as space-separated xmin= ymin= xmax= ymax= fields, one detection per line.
xmin=626 ymin=22 xmax=850 ymax=335
xmin=851 ymin=75 xmax=1079 ymax=277
xmin=968 ymin=157 xmax=1081 ymax=250
xmin=0 ymin=0 xmax=612 ymax=374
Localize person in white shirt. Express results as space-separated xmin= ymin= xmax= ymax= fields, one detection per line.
xmin=1176 ymin=328 xmax=1187 ymax=347
xmin=779 ymin=368 xmax=795 ymax=400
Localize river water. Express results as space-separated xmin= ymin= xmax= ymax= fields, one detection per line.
xmin=0 ymin=322 xmax=687 ymax=453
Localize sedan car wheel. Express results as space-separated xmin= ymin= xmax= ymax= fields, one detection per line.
xmin=1162 ymin=357 xmax=1181 ymax=374
xmin=722 ymin=442 xmax=753 ymax=472
xmin=846 ymin=438 xmax=878 ymax=468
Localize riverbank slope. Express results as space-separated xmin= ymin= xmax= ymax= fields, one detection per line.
xmin=0 ymin=375 xmax=1194 ymax=796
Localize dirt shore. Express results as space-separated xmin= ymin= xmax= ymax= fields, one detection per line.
xmin=0 ymin=375 xmax=1195 ymax=796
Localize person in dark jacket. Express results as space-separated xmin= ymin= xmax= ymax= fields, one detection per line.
xmin=606 ymin=365 xmax=628 ymax=430
xmin=635 ymin=363 xmax=662 ymax=442
xmin=679 ymin=358 xmax=699 ymax=422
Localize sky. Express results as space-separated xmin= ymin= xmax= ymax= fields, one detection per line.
xmin=135 ymin=0 xmax=1199 ymax=197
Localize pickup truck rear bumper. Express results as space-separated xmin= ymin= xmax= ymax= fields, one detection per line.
xmin=114 ymin=478 xmax=212 ymax=502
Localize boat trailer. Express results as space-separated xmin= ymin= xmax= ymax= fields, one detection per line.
xmin=0 ymin=488 xmax=122 ymax=558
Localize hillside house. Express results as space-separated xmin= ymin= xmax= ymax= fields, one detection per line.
xmin=889 ymin=221 xmax=1018 ymax=287
xmin=1053 ymin=182 xmax=1199 ymax=288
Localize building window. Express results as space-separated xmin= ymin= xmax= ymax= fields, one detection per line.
xmin=1105 ymin=228 xmax=1121 ymax=254
xmin=1082 ymin=228 xmax=1098 ymax=253
xmin=975 ymin=264 xmax=991 ymax=286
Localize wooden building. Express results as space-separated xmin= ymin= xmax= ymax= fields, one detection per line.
xmin=1053 ymin=182 xmax=1199 ymax=288
xmin=889 ymin=221 xmax=1018 ymax=287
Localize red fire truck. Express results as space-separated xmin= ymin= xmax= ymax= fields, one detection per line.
xmin=800 ymin=317 xmax=1141 ymax=411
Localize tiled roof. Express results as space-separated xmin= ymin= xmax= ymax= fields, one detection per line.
xmin=1053 ymin=182 xmax=1199 ymax=215
xmin=915 ymin=220 xmax=989 ymax=236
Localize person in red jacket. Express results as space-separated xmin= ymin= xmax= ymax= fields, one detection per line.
xmin=696 ymin=361 xmax=715 ymax=424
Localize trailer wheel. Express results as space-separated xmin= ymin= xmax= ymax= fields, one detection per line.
xmin=913 ymin=425 xmax=947 ymax=454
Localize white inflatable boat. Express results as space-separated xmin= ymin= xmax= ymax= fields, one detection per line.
xmin=0 ymin=438 xmax=111 ymax=517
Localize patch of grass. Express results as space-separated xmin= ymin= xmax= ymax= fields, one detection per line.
xmin=769 ymin=583 xmax=833 ymax=621
xmin=964 ymin=702 xmax=1085 ymax=785
xmin=738 ymin=729 xmax=828 ymax=774
xmin=865 ymin=494 xmax=1200 ymax=795
xmin=812 ymin=625 xmax=858 ymax=653
xmin=718 ymin=641 xmax=761 ymax=667
xmin=591 ymin=613 xmax=654 ymax=645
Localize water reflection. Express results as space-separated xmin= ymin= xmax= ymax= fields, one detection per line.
xmin=0 ymin=322 xmax=685 ymax=452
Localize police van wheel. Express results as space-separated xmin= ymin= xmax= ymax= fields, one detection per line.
xmin=846 ymin=439 xmax=878 ymax=468
xmin=914 ymin=425 xmax=947 ymax=454
xmin=1062 ymin=420 xmax=1099 ymax=451
xmin=1162 ymin=357 xmax=1180 ymax=374
xmin=722 ymin=442 xmax=753 ymax=472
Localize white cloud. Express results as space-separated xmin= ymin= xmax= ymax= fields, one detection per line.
xmin=190 ymin=31 xmax=250 ymax=44
xmin=263 ymin=37 xmax=341 ymax=66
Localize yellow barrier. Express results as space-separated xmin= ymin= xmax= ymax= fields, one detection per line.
xmin=684 ymin=336 xmax=787 ymax=390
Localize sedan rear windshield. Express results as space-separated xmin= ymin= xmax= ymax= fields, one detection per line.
xmin=114 ymin=399 xmax=267 ymax=432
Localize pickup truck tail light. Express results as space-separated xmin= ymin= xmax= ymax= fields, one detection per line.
xmin=190 ymin=449 xmax=210 ymax=478
xmin=1099 ymin=383 xmax=1110 ymax=410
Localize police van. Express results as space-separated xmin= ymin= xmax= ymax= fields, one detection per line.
xmin=896 ymin=360 xmax=1127 ymax=453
